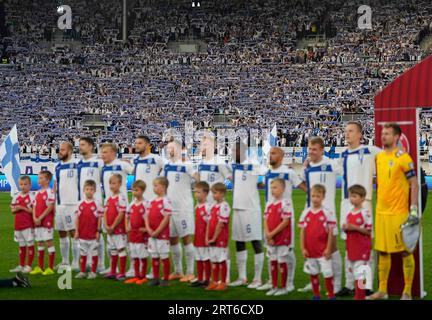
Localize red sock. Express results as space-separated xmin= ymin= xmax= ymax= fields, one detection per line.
xmin=91 ymin=256 xmax=98 ymax=273
xmin=325 ymin=277 xmax=335 ymax=298
xmin=197 ymin=260 xmax=204 ymax=282
xmin=355 ymin=280 xmax=366 ymax=300
xmin=310 ymin=275 xmax=320 ymax=297
xmin=140 ymin=259 xmax=147 ymax=279
xmin=271 ymin=260 xmax=278 ymax=288
xmin=280 ymin=262 xmax=288 ymax=289
xmin=48 ymin=249 xmax=55 ymax=269
xmin=38 ymin=248 xmax=45 ymax=269
xmin=80 ymin=255 xmax=87 ymax=273
xmin=134 ymin=258 xmax=140 ymax=278
xmin=119 ymin=255 xmax=127 ymax=275
xmin=110 ymin=255 xmax=118 ymax=275
xmin=204 ymin=260 xmax=211 ymax=282
xmin=152 ymin=258 xmax=160 ymax=279
xmin=19 ymin=246 xmax=26 ymax=267
xmin=27 ymin=246 xmax=34 ymax=266
xmin=220 ymin=261 xmax=227 ymax=284
xmin=162 ymin=258 xmax=170 ymax=281
xmin=212 ymin=262 xmax=220 ymax=283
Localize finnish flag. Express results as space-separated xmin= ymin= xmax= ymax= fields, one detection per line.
xmin=0 ymin=125 xmax=22 ymax=195
xmin=263 ymin=124 xmax=278 ymax=155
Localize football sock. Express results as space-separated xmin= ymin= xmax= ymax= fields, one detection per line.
xmin=325 ymin=277 xmax=335 ymax=298
xmin=402 ymin=254 xmax=415 ymax=296
xmin=220 ymin=261 xmax=227 ymax=284
xmin=212 ymin=262 xmax=220 ymax=283
xmin=280 ymin=262 xmax=288 ymax=289
xmin=344 ymin=252 xmax=355 ymax=290
xmin=236 ymin=250 xmax=247 ymax=281
xmin=331 ymin=250 xmax=342 ymax=292
xmin=27 ymin=246 xmax=35 ymax=267
xmin=140 ymin=258 xmax=147 ymax=278
xmin=152 ymin=258 xmax=160 ymax=279
xmin=162 ymin=258 xmax=170 ymax=281
xmin=71 ymin=239 xmax=80 ymax=267
xmin=19 ymin=246 xmax=26 ymax=267
xmin=134 ymin=258 xmax=140 ymax=278
xmin=270 ymin=260 xmax=278 ymax=288
xmin=48 ymin=246 xmax=55 ymax=269
xmin=287 ymin=250 xmax=296 ymax=287
xmin=197 ymin=260 xmax=204 ymax=282
xmin=310 ymin=274 xmax=320 ymax=297
xmin=267 ymin=258 xmax=272 ymax=283
xmin=119 ymin=251 xmax=127 ymax=275
xmin=355 ymin=279 xmax=366 ymax=300
xmin=38 ymin=246 xmax=45 ymax=269
xmin=110 ymin=254 xmax=118 ymax=275
xmin=378 ymin=253 xmax=391 ymax=293
xmin=184 ymin=243 xmax=195 ymax=275
xmin=204 ymin=260 xmax=211 ymax=282
xmin=170 ymin=243 xmax=183 ymax=274
xmin=80 ymin=255 xmax=87 ymax=273
xmin=226 ymin=258 xmax=231 ymax=283
xmin=59 ymin=237 xmax=70 ymax=264
xmin=253 ymin=252 xmax=264 ymax=282
xmin=91 ymin=256 xmax=98 ymax=273
xmin=98 ymin=236 xmax=106 ymax=269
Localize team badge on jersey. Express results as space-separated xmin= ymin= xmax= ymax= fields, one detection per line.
xmin=321 ymin=165 xmax=327 ymax=171
xmin=356 ymin=218 xmax=362 ymax=224
xmin=211 ymin=165 xmax=216 ymax=171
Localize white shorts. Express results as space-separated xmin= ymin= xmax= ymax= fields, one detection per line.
xmin=231 ymin=209 xmax=262 ymax=242
xmin=346 ymin=259 xmax=371 ymax=282
xmin=79 ymin=239 xmax=99 ymax=256
xmin=195 ymin=247 xmax=210 ymax=261
xmin=34 ymin=227 xmax=54 ymax=242
xmin=14 ymin=228 xmax=34 ymax=245
xmin=169 ymin=212 xmax=194 ymax=238
xmin=107 ymin=234 xmax=127 ymax=252
xmin=267 ymin=245 xmax=290 ymax=263
xmin=148 ymin=238 xmax=170 ymax=259
xmin=340 ymin=199 xmax=372 ymax=240
xmin=129 ymin=242 xmax=149 ymax=259
xmin=209 ymin=247 xmax=228 ymax=263
xmin=303 ymin=257 xmax=333 ymax=278
xmin=55 ymin=204 xmax=77 ymax=232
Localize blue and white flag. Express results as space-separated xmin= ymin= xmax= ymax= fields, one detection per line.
xmin=0 ymin=125 xmax=21 ymax=196
xmin=263 ymin=124 xmax=278 ymax=155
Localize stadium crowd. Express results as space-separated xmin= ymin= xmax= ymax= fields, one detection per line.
xmin=1 ymin=0 xmax=432 ymax=157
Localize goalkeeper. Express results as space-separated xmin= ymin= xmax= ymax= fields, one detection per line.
xmin=368 ymin=123 xmax=419 ymax=300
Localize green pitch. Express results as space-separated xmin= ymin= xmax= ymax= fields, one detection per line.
xmin=0 ymin=190 xmax=430 ymax=300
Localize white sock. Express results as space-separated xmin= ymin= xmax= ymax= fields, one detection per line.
xmin=267 ymin=258 xmax=272 ymax=283
xmin=332 ymin=250 xmax=343 ymax=292
xmin=226 ymin=258 xmax=231 ymax=283
xmin=236 ymin=250 xmax=247 ymax=281
xmin=344 ymin=252 xmax=355 ymax=290
xmin=170 ymin=243 xmax=183 ymax=274
xmin=71 ymin=238 xmax=80 ymax=266
xmin=369 ymin=250 xmax=376 ymax=290
xmin=184 ymin=243 xmax=195 ymax=275
xmin=287 ymin=250 xmax=296 ymax=287
xmin=98 ymin=236 xmax=106 ymax=269
xmin=253 ymin=252 xmax=264 ymax=282
xmin=59 ymin=237 xmax=70 ymax=265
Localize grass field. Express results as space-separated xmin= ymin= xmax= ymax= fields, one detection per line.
xmin=0 ymin=190 xmax=430 ymax=300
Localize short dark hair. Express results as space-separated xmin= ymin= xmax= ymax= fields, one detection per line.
xmin=84 ymin=180 xmax=96 ymax=189
xmin=19 ymin=175 xmax=31 ymax=184
xmin=348 ymin=184 xmax=367 ymax=198
xmin=137 ymin=135 xmax=151 ymax=144
xmin=39 ymin=170 xmax=53 ymax=181
xmin=211 ymin=182 xmax=227 ymax=194
xmin=383 ymin=122 xmax=402 ymax=136
xmin=80 ymin=137 xmax=95 ymax=147
xmin=195 ymin=181 xmax=210 ymax=194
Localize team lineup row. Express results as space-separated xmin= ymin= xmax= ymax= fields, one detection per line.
xmin=9 ymin=121 xmax=419 ymax=300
